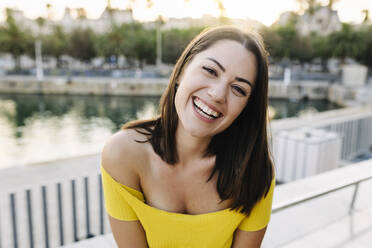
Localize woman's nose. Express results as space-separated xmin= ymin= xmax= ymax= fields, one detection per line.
xmin=207 ymin=82 xmax=227 ymax=103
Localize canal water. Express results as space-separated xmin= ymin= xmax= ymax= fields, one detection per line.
xmin=0 ymin=94 xmax=341 ymax=169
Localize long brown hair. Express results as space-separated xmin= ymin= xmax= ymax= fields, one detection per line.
xmin=122 ymin=26 xmax=274 ymax=216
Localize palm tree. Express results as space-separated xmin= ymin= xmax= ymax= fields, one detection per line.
xmin=126 ymin=0 xmax=136 ymax=12
xmin=214 ymin=0 xmax=228 ymax=24
xmin=146 ymin=0 xmax=153 ymax=9
xmin=46 ymin=3 xmax=53 ymax=20
xmin=327 ymin=0 xmax=340 ymax=10
xmin=362 ymin=9 xmax=370 ymax=23
xmin=215 ymin=0 xmax=226 ymax=18
xmin=36 ymin=17 xmax=46 ymax=34
xmin=76 ymin=8 xmax=87 ymax=20
xmin=0 ymin=9 xmax=34 ymax=70
xmin=296 ymin=0 xmax=318 ymax=15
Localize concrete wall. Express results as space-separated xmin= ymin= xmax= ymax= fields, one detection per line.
xmin=268 ymin=80 xmax=329 ymax=100
xmin=0 ymin=76 xmax=333 ymax=100
xmin=328 ymin=84 xmax=372 ymax=107
xmin=0 ymin=76 xmax=169 ymax=96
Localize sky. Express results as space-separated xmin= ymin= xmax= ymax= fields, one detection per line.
xmin=0 ymin=0 xmax=371 ymax=26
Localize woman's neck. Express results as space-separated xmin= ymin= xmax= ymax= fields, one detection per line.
xmin=175 ymin=124 xmax=213 ymax=168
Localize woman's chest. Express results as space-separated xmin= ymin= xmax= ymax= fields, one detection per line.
xmin=139 ymin=158 xmax=232 ymax=215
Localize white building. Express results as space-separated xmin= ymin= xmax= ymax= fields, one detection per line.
xmin=160 ymin=14 xmax=263 ymax=31
xmin=0 ymin=7 xmax=134 ymax=34
xmin=277 ymin=6 xmax=342 ymax=36
xmin=297 ymin=6 xmax=342 ymax=36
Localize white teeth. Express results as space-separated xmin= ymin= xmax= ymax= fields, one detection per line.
xmin=195 ymin=106 xmax=214 ymax=119
xmin=193 ymin=98 xmax=220 ymax=118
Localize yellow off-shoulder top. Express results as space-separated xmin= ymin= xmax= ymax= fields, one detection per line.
xmin=101 ymin=166 xmax=275 ymax=248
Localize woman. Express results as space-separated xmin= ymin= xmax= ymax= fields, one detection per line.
xmin=101 ymin=26 xmax=275 ymax=248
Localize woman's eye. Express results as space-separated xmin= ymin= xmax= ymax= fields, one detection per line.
xmin=202 ymin=66 xmax=217 ymax=76
xmin=232 ymin=86 xmax=247 ymax=96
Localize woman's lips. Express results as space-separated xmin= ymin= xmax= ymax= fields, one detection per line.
xmin=191 ymin=97 xmax=222 ymax=123
xmin=192 ymin=96 xmax=223 ymax=117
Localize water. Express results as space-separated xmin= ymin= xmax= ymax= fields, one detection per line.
xmin=0 ymin=94 xmax=341 ymax=169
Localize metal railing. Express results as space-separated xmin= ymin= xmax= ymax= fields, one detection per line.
xmin=272 ymin=159 xmax=372 ymax=214
xmin=270 ymin=107 xmax=372 ymax=183
xmin=2 ymin=163 xmax=372 ymax=248
xmin=271 ymin=107 xmax=372 ymax=161
xmin=272 ymin=175 xmax=372 ymax=214
xmin=0 ymin=174 xmax=109 ymax=248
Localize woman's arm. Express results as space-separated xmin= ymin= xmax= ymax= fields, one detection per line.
xmin=231 ymin=227 xmax=267 ymax=248
xmin=102 ymin=129 xmax=149 ymax=248
xmin=108 ymin=216 xmax=148 ymax=248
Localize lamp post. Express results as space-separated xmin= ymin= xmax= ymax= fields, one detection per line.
xmin=156 ymin=16 xmax=163 ymax=67
xmin=35 ymin=40 xmax=44 ymax=80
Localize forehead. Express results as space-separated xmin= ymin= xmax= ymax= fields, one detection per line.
xmin=189 ymin=39 xmax=257 ymax=82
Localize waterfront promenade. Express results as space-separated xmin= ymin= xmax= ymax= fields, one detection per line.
xmin=2 ymin=75 xmax=370 ymax=106
xmin=1 ymin=105 xmax=371 ymax=247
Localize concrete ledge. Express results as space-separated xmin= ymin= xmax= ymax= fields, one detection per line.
xmin=0 ymin=76 xmax=169 ymax=96
xmin=1 ymin=76 xmax=331 ymax=100
xmin=273 ymin=159 xmax=372 ymax=213
xmin=270 ymin=104 xmax=372 ymax=132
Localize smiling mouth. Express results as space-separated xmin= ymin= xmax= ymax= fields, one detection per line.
xmin=192 ymin=97 xmax=223 ymax=119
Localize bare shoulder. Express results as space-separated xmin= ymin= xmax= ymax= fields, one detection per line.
xmin=101 ymin=128 xmax=149 ymax=191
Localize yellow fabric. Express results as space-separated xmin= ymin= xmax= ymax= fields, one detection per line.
xmin=101 ymin=165 xmax=275 ymax=248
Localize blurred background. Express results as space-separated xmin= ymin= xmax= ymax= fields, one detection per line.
xmin=0 ymin=1 xmax=371 ymax=248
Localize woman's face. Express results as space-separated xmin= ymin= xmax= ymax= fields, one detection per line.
xmin=175 ymin=39 xmax=257 ymax=139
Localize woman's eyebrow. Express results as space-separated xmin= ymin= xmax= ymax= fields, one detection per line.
xmin=206 ymin=57 xmax=225 ymax=72
xmin=235 ymin=77 xmax=252 ymax=88
xmin=206 ymin=57 xmax=252 ymax=88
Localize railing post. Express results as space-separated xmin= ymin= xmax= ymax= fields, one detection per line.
xmin=350 ymin=182 xmax=360 ymax=213
xmin=42 ymin=186 xmax=50 ymax=248
xmin=26 ymin=190 xmax=34 ymax=248
xmin=0 ymin=200 xmax=2 ymax=248
xmin=99 ymin=174 xmax=104 ymax=235
xmin=10 ymin=193 xmax=18 ymax=248
xmin=57 ymin=183 xmax=64 ymax=246
xmin=71 ymin=179 xmax=79 ymax=242
xmin=84 ymin=177 xmax=94 ymax=238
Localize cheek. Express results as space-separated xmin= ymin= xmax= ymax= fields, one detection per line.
xmin=229 ymin=98 xmax=248 ymax=120
xmin=174 ymin=85 xmax=190 ymax=117
xmin=174 ymin=91 xmax=182 ymax=116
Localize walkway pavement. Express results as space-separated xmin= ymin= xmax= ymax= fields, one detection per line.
xmin=264 ymin=178 xmax=372 ymax=247
xmin=0 ymin=153 xmax=101 ymax=192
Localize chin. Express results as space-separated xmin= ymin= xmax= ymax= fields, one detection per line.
xmin=187 ymin=127 xmax=211 ymax=138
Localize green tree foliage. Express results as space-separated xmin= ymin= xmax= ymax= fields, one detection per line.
xmin=94 ymin=24 xmax=127 ymax=66
xmin=0 ymin=9 xmax=34 ymax=70
xmin=355 ymin=25 xmax=372 ymax=68
xmin=328 ymin=23 xmax=365 ymax=64
xmin=310 ymin=34 xmax=331 ymax=71
xmin=119 ymin=23 xmax=156 ymax=66
xmin=260 ymin=26 xmax=283 ymax=61
xmin=68 ymin=28 xmax=97 ymax=62
xmin=2 ymin=6 xmax=372 ymax=71
xmin=94 ymin=22 xmax=156 ymax=67
xmin=162 ymin=27 xmax=204 ymax=64
xmin=42 ymin=25 xmax=68 ymax=67
xmin=261 ymin=25 xmax=312 ymax=64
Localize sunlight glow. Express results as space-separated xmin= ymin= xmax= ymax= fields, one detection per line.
xmin=0 ymin=0 xmax=371 ymax=26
